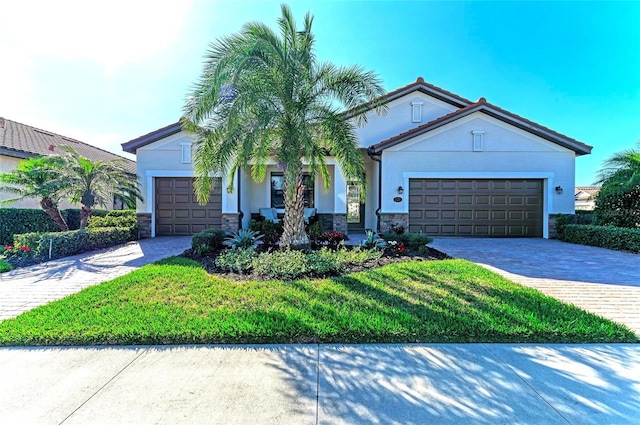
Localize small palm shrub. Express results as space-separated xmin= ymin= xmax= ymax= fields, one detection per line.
xmin=223 ymin=229 xmax=263 ymax=251
xmin=360 ymin=230 xmax=388 ymax=250
xmin=215 ymin=249 xmax=257 ymax=273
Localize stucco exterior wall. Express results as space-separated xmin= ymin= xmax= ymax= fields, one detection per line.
xmin=354 ymin=93 xmax=457 ymax=147
xmin=377 ymin=113 xmax=576 ymax=237
xmin=0 ymin=154 xmax=91 ymax=210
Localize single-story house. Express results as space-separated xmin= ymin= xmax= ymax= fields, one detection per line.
xmin=0 ymin=117 xmax=136 ymax=209
xmin=575 ymin=186 xmax=600 ymax=211
xmin=122 ymin=78 xmax=592 ymax=239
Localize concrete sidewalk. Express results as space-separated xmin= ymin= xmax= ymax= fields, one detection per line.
xmin=0 ymin=236 xmax=192 ymax=321
xmin=1 ymin=344 xmax=638 ymax=424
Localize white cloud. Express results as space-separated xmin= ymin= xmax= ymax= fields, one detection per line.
xmin=0 ymin=0 xmax=195 ymax=73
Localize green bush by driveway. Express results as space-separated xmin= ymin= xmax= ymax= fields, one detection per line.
xmin=561 ymin=224 xmax=640 ymax=253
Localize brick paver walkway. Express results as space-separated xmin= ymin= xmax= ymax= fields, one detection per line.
xmin=431 ymin=238 xmax=640 ymax=337
xmin=0 ymin=236 xmax=192 ymax=321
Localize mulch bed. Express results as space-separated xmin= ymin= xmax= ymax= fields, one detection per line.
xmin=180 ymin=246 xmax=451 ymax=281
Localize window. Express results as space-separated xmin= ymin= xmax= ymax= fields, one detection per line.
xmin=411 ymin=102 xmax=423 ymax=123
xmin=181 ymin=142 xmax=192 ymax=163
xmin=472 ymin=130 xmax=484 ymax=152
xmin=271 ymin=173 xmax=314 ymax=208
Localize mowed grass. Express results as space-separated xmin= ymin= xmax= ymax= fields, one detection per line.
xmin=0 ymin=257 xmax=636 ymax=345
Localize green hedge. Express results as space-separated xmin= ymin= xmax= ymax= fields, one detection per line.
xmin=561 ymin=224 xmax=640 ymax=253
xmin=380 ymin=232 xmax=433 ymax=250
xmin=14 ymin=227 xmax=133 ymax=259
xmin=87 ymin=211 xmax=138 ymax=240
xmin=0 ymin=209 xmax=61 ymax=245
xmin=0 ymin=208 xmax=111 ymax=245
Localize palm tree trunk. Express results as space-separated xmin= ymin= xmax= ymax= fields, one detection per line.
xmin=280 ymin=172 xmax=310 ymax=249
xmin=79 ymin=205 xmax=92 ymax=230
xmin=40 ymin=198 xmax=69 ymax=231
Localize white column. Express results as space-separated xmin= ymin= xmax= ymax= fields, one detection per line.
xmin=333 ymin=164 xmax=347 ymax=214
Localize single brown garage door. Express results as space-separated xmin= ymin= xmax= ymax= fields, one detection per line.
xmin=409 ymin=179 xmax=542 ymax=237
xmin=155 ymin=177 xmax=222 ymax=236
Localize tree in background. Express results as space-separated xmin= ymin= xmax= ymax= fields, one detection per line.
xmin=57 ymin=147 xmax=142 ymax=229
xmin=182 ymin=4 xmax=386 ymax=248
xmin=0 ymin=156 xmax=69 ymax=231
xmin=594 ymin=141 xmax=640 ymax=228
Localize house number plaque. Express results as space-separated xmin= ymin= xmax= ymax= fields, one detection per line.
xmin=393 ymin=197 xmax=402 ymax=203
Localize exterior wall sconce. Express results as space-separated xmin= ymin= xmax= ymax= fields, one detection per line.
xmin=397 ymin=186 xmax=404 ymax=194
xmin=555 ymin=186 xmax=563 ymax=194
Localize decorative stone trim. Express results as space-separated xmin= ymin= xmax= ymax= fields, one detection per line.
xmin=136 ymin=213 xmax=152 ymax=239
xmin=379 ymin=213 xmax=409 ymax=234
xmin=332 ymin=214 xmax=348 ymax=234
xmin=221 ymin=213 xmax=241 ymax=233
xmin=548 ymin=213 xmax=558 ymax=239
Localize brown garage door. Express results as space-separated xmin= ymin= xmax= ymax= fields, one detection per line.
xmin=409 ymin=179 xmax=542 ymax=237
xmin=156 ymin=177 xmax=222 ymax=236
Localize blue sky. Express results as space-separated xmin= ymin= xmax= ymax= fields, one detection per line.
xmin=1 ymin=1 xmax=638 ymax=186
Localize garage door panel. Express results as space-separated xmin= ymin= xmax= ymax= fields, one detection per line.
xmin=409 ymin=179 xmax=542 ymax=237
xmin=156 ymin=177 xmax=222 ymax=236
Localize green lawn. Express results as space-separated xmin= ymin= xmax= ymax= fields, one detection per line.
xmin=0 ymin=257 xmax=636 ymax=345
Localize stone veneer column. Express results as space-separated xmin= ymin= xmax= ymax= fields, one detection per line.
xmin=548 ymin=213 xmax=558 ymax=238
xmin=221 ymin=213 xmax=241 ymax=233
xmin=379 ymin=213 xmax=409 ymax=234
xmin=332 ymin=214 xmax=348 ymax=234
xmin=136 ymin=213 xmax=152 ymax=239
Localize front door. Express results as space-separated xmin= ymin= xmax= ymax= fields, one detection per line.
xmin=347 ymin=182 xmax=365 ymax=231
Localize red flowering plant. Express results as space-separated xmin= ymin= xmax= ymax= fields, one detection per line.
xmin=320 ymin=231 xmax=346 ymax=250
xmin=1 ymin=245 xmax=32 ymax=258
xmin=386 ymin=241 xmax=406 ymax=256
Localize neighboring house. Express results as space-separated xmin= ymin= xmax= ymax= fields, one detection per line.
xmin=0 ymin=117 xmax=136 ymax=209
xmin=122 ymin=77 xmax=592 ymax=239
xmin=575 ymin=186 xmax=600 ymax=211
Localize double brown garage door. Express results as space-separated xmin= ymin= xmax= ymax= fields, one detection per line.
xmin=156 ymin=177 xmax=222 ymax=236
xmin=409 ymin=179 xmax=542 ymax=237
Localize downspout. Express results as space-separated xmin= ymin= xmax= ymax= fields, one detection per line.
xmin=367 ymin=147 xmax=382 ymax=233
xmin=237 ymin=167 xmax=243 ymax=230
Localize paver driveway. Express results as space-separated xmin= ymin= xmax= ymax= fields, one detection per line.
xmin=430 ymin=238 xmax=640 ymax=337
xmin=0 ymin=236 xmax=192 ymax=321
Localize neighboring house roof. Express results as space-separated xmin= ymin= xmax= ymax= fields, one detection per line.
xmin=368 ymin=97 xmax=592 ymax=156
xmin=121 ymin=78 xmax=593 ymax=157
xmin=575 ymin=186 xmax=600 ymax=200
xmin=0 ymin=117 xmax=136 ymax=173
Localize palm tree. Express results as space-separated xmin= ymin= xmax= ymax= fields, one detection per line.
xmin=0 ymin=156 xmax=69 ymax=231
xmin=182 ymin=4 xmax=386 ymax=248
xmin=597 ymin=140 xmax=640 ymax=189
xmin=57 ymin=147 xmax=142 ymax=229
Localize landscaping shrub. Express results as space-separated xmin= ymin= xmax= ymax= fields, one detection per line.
xmin=335 ymin=247 xmax=383 ymax=266
xmin=307 ymin=248 xmax=343 ymax=275
xmin=322 ymin=230 xmax=346 ymax=250
xmin=87 ymin=211 xmax=138 ymax=240
xmin=223 ymin=229 xmax=263 ymax=251
xmin=0 ymin=208 xmax=62 ymax=245
xmin=0 ymin=259 xmax=12 ymax=273
xmin=252 ymin=248 xmax=309 ymax=279
xmin=380 ymin=232 xmax=433 ymax=251
xmin=561 ymin=224 xmax=640 ymax=253
xmin=191 ymin=228 xmax=227 ymax=255
xmin=62 ymin=208 xmax=109 ymax=230
xmin=360 ymin=230 xmax=388 ymax=250
xmin=13 ymin=227 xmax=132 ymax=259
xmin=249 ymin=219 xmax=283 ymax=248
xmin=215 ymin=248 xmax=256 ymax=273
xmin=308 ymin=221 xmax=324 ymax=248
xmin=593 ymin=182 xmax=640 ymax=229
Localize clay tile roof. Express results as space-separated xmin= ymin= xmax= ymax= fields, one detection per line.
xmin=368 ymin=98 xmax=592 ymax=156
xmin=575 ymin=186 xmax=600 ymax=197
xmin=0 ymin=117 xmax=136 ymax=173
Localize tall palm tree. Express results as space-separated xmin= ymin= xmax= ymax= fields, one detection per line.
xmin=0 ymin=156 xmax=69 ymax=231
xmin=57 ymin=147 xmax=142 ymax=229
xmin=182 ymin=4 xmax=386 ymax=248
